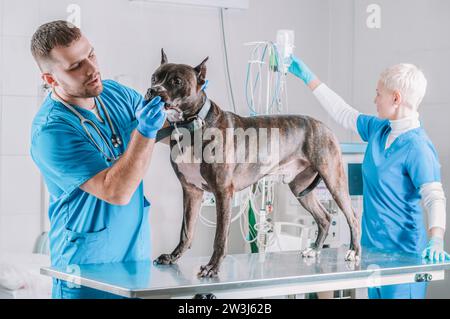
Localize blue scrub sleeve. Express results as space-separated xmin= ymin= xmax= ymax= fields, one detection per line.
xmin=406 ymin=140 xmax=441 ymax=188
xmin=357 ymin=114 xmax=388 ymax=142
xmin=31 ymin=123 xmax=109 ymax=196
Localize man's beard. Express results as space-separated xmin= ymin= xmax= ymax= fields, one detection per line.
xmin=83 ymin=82 xmax=104 ymax=98
xmin=63 ymin=80 xmax=104 ymax=99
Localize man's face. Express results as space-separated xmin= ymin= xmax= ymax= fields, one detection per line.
xmin=46 ymin=35 xmax=103 ymax=98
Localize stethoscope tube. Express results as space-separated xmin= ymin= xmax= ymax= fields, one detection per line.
xmin=96 ymin=96 xmax=122 ymax=148
xmin=52 ymin=88 xmax=122 ymax=163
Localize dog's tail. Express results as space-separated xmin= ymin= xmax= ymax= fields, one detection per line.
xmin=297 ymin=174 xmax=322 ymax=197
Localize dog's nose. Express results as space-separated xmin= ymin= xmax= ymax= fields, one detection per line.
xmin=145 ymin=88 xmax=157 ymax=101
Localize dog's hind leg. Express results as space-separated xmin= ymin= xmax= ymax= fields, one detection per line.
xmin=154 ymin=185 xmax=204 ymax=265
xmin=289 ymin=177 xmax=332 ymax=258
xmin=315 ymin=155 xmax=361 ymax=262
xmin=198 ymin=189 xmax=233 ymax=278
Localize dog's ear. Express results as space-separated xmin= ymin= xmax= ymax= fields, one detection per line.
xmin=161 ymin=48 xmax=168 ymax=65
xmin=194 ymin=57 xmax=209 ymax=85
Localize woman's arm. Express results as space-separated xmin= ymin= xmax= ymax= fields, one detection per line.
xmin=310 ymin=80 xmax=360 ymax=134
xmin=420 ymin=182 xmax=449 ymax=261
xmin=420 ymin=182 xmax=446 ymax=235
xmin=289 ymin=56 xmax=360 ymax=134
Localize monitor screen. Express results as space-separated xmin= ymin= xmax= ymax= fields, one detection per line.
xmin=348 ymin=163 xmax=363 ymax=196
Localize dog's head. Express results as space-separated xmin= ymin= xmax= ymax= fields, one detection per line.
xmin=145 ymin=49 xmax=209 ymax=122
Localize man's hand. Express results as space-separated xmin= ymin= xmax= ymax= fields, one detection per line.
xmin=422 ymin=236 xmax=450 ymax=262
xmin=136 ymin=96 xmax=166 ymax=139
xmin=288 ymin=55 xmax=317 ymax=85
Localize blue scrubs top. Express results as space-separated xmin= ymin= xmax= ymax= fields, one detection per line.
xmin=357 ymin=115 xmax=441 ymax=255
xmin=30 ymin=80 xmax=151 ymax=297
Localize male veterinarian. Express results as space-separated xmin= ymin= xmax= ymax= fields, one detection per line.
xmin=288 ymin=55 xmax=449 ymax=299
xmin=30 ymin=20 xmax=166 ymax=299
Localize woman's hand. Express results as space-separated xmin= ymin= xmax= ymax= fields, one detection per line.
xmin=422 ymin=236 xmax=450 ymax=262
xmin=288 ymin=55 xmax=316 ymax=85
xmin=288 ymin=55 xmax=322 ymax=90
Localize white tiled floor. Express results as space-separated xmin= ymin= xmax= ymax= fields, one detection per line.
xmin=1 ymin=96 xmax=38 ymax=155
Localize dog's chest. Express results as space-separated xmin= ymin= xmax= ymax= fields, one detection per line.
xmin=176 ymin=163 xmax=208 ymax=189
xmin=172 ymin=145 xmax=208 ymax=189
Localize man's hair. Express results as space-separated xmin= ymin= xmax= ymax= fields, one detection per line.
xmin=31 ymin=20 xmax=82 ymax=71
xmin=379 ymin=63 xmax=427 ymax=110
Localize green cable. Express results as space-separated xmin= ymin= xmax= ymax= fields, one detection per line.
xmin=269 ymin=44 xmax=279 ymax=72
xmin=248 ymin=200 xmax=258 ymax=253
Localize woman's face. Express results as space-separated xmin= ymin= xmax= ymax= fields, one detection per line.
xmin=374 ymin=81 xmax=398 ymax=120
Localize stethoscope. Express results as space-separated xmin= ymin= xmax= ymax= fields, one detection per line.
xmin=52 ymin=88 xmax=123 ymax=163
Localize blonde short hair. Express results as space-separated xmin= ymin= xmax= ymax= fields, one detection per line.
xmin=379 ymin=63 xmax=427 ymax=110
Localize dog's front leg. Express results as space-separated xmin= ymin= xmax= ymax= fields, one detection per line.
xmin=198 ymin=189 xmax=232 ymax=278
xmin=154 ymin=185 xmax=204 ymax=265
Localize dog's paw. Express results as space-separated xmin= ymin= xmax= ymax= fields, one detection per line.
xmin=154 ymin=254 xmax=175 ymax=265
xmin=198 ymin=264 xmax=219 ymax=278
xmin=301 ymin=248 xmax=320 ymax=258
xmin=345 ymin=249 xmax=360 ymax=263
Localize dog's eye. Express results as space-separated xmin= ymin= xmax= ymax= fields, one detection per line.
xmin=171 ymin=78 xmax=183 ymax=87
xmin=151 ymin=75 xmax=157 ymax=84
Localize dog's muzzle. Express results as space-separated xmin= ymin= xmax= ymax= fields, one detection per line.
xmin=146 ymin=87 xmax=185 ymax=122
xmin=145 ymin=87 xmax=165 ymax=101
xmin=165 ymin=106 xmax=184 ymax=122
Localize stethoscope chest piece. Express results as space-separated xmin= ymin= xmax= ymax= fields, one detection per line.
xmin=112 ymin=135 xmax=122 ymax=148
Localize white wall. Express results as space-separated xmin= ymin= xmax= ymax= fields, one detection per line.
xmin=0 ymin=0 xmax=43 ymax=254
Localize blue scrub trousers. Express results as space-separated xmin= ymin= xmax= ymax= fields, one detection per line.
xmin=368 ymin=282 xmax=428 ymax=299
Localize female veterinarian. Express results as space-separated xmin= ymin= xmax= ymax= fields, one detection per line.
xmin=288 ymin=56 xmax=449 ymax=299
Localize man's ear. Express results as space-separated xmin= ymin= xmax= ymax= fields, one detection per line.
xmin=194 ymin=57 xmax=209 ymax=85
xmin=42 ymin=73 xmax=57 ymax=88
xmin=161 ymin=48 xmax=168 ymax=65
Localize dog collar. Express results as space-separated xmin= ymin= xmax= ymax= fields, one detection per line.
xmin=185 ymin=96 xmax=211 ymax=123
xmin=155 ymin=96 xmax=212 ymax=142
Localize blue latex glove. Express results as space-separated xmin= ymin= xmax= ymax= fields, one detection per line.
xmin=288 ymin=55 xmax=316 ymax=85
xmin=422 ymin=236 xmax=450 ymax=262
xmin=135 ymin=96 xmax=166 ymax=139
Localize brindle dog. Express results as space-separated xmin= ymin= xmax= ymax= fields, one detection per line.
xmin=149 ymin=50 xmax=361 ymax=278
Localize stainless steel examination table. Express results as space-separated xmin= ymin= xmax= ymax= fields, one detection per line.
xmin=40 ymin=246 xmax=450 ymax=299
